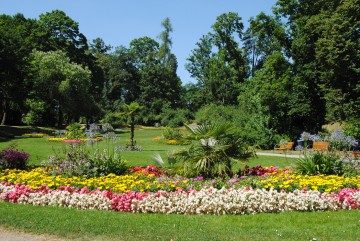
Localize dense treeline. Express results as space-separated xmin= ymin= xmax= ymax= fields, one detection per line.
xmin=1 ymin=0 xmax=359 ymax=147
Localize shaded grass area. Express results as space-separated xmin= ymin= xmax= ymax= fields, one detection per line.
xmin=0 ymin=202 xmax=359 ymax=241
xmin=0 ymin=125 xmax=55 ymax=142
xmin=0 ymin=126 xmax=297 ymax=169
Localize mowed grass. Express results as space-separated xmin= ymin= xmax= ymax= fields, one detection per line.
xmin=1 ymin=202 xmax=359 ymax=241
xmin=0 ymin=126 xmax=297 ymax=168
xmin=1 ymin=126 xmax=358 ymax=240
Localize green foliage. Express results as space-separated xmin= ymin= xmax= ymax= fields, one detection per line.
xmin=173 ymin=123 xmax=254 ymax=178
xmin=195 ymin=104 xmax=278 ymax=149
xmin=65 ymin=122 xmax=84 ymax=139
xmin=45 ymin=141 xmax=127 ymax=178
xmin=296 ymin=151 xmax=342 ymax=175
xmin=186 ymin=12 xmax=248 ymax=106
xmin=88 ymin=150 xmax=128 ymax=176
xmin=120 ymin=102 xmax=143 ymax=148
xmin=160 ymin=107 xmax=193 ymax=127
xmin=344 ymin=119 xmax=360 ymax=144
xmin=22 ymin=99 xmax=47 ymax=126
xmin=162 ymin=127 xmax=184 ymax=140
xmin=1 ymin=202 xmax=360 ymax=241
xmin=101 ymin=112 xmax=126 ymax=127
xmin=26 ymin=50 xmax=95 ymax=126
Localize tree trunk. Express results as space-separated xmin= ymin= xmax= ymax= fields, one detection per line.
xmin=130 ymin=115 xmax=135 ymax=147
xmin=1 ymin=99 xmax=6 ymax=125
xmin=1 ymin=111 xmax=6 ymax=125
xmin=58 ymin=107 xmax=63 ymax=127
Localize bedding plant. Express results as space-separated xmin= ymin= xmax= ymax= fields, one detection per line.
xmin=0 ymin=136 xmax=360 ymax=215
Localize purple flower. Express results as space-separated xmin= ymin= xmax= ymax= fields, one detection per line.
xmin=300 ymin=132 xmax=312 ymax=141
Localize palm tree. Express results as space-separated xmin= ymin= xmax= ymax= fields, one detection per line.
xmin=173 ymin=123 xmax=254 ymax=178
xmin=120 ymin=102 xmax=143 ymax=149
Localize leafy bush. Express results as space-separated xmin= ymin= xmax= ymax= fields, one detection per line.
xmin=344 ymin=119 xmax=360 ymax=144
xmin=173 ymin=123 xmax=254 ymax=178
xmin=162 ymin=127 xmax=184 ymax=140
xmin=65 ymin=122 xmax=84 ymax=139
xmin=101 ymin=112 xmax=126 ymax=128
xmin=296 ymin=151 xmax=342 ymax=175
xmin=195 ymin=104 xmax=278 ymax=149
xmin=161 ymin=108 xmax=193 ymax=127
xmin=88 ymin=150 xmax=127 ymax=176
xmin=0 ymin=145 xmax=30 ymax=170
xmin=45 ymin=143 xmax=127 ymax=177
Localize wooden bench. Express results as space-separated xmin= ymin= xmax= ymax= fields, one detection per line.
xmin=353 ymin=151 xmax=360 ymax=158
xmin=274 ymin=142 xmax=294 ymax=151
xmin=312 ymin=142 xmax=329 ymax=151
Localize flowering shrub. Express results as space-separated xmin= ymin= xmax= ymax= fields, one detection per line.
xmin=300 ymin=129 xmax=358 ymax=151
xmin=341 ymin=155 xmax=360 ymax=176
xmin=329 ymin=129 xmax=358 ymax=151
xmin=0 ymin=145 xmax=30 ymax=170
xmin=44 ymin=144 xmax=127 ymax=178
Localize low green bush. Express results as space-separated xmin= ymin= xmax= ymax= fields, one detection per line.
xmin=296 ymin=151 xmax=342 ymax=175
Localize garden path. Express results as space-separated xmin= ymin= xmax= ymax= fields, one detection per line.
xmin=256 ymin=152 xmax=304 ymax=158
xmin=0 ymin=226 xmax=65 ymax=241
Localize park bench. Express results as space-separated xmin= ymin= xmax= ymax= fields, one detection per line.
xmin=353 ymin=151 xmax=360 ymax=158
xmin=274 ymin=142 xmax=294 ymax=151
xmin=312 ymin=142 xmax=329 ymax=151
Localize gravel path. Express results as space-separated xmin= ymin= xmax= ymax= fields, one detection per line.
xmin=256 ymin=152 xmax=304 ymax=158
xmin=0 ymin=226 xmax=65 ymax=241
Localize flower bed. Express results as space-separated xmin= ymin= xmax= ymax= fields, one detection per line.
xmin=1 ymin=166 xmax=360 ymax=215
xmin=1 ymin=182 xmax=359 ymax=214
xmin=0 ymin=167 xmax=359 ymax=193
xmin=47 ymin=137 xmax=103 ymax=142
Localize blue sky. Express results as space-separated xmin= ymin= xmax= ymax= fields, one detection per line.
xmin=2 ymin=0 xmax=277 ymax=84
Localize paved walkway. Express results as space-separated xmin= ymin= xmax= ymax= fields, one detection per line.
xmin=256 ymin=152 xmax=304 ymax=159
xmin=0 ymin=226 xmax=65 ymax=241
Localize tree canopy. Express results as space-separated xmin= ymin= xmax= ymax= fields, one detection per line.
xmin=1 ymin=2 xmax=358 ymax=146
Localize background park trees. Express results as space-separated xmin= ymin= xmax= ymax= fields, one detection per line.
xmin=0 ymin=1 xmax=359 ymax=148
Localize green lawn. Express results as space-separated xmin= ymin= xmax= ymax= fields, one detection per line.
xmin=0 ymin=126 xmax=297 ymax=169
xmin=1 ymin=202 xmax=359 ymax=241
xmin=0 ymin=126 xmax=358 ymax=240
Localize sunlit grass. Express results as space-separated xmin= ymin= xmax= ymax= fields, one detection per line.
xmin=0 ymin=126 xmax=296 ymax=168
xmin=0 ymin=202 xmax=359 ymax=241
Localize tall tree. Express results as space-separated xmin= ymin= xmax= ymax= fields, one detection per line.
xmin=0 ymin=14 xmax=38 ymax=124
xmin=38 ymin=10 xmax=88 ymax=63
xmin=25 ymin=50 xmax=95 ymax=126
xmin=186 ymin=12 xmax=249 ymax=105
xmin=273 ymin=0 xmax=358 ymax=125
xmin=243 ymin=12 xmax=288 ymax=77
xmin=158 ymin=17 xmax=173 ymax=65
